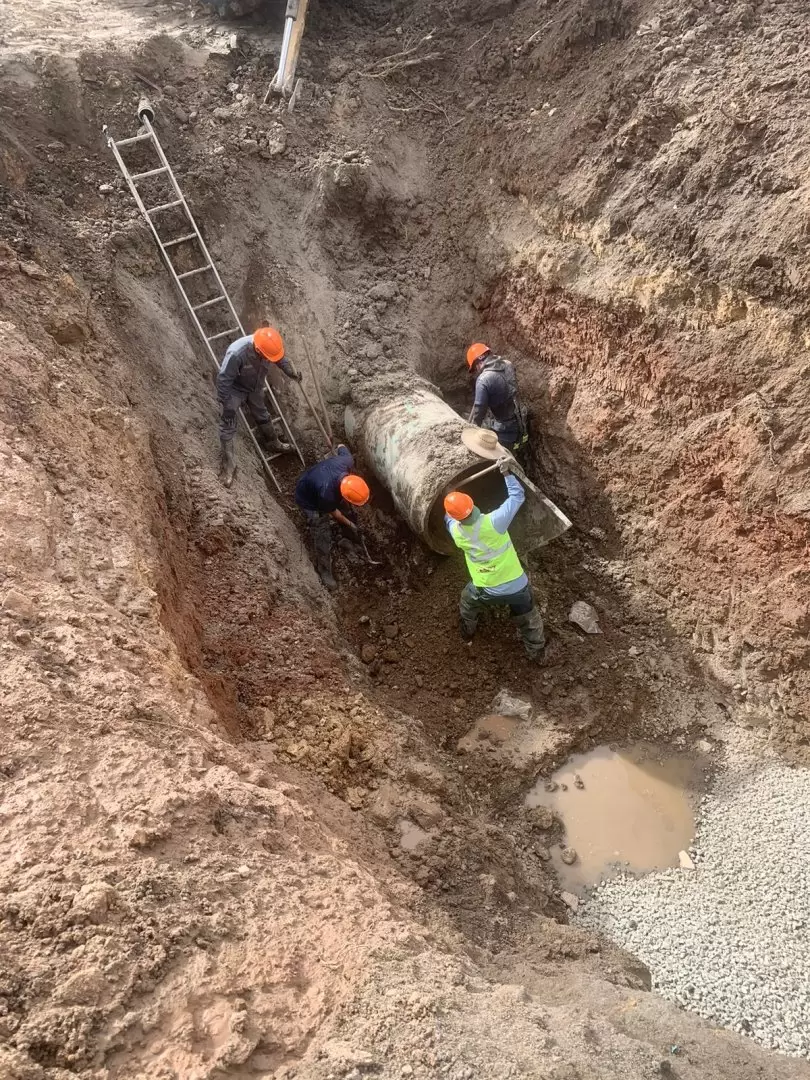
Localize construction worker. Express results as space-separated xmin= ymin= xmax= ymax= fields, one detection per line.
xmin=466 ymin=342 xmax=528 ymax=452
xmin=295 ymin=445 xmax=370 ymax=591
xmin=217 ymin=326 xmax=301 ymax=486
xmin=444 ymin=457 xmax=545 ymax=659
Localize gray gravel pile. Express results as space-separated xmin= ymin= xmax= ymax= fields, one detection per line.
xmin=577 ymin=760 xmax=810 ymax=1057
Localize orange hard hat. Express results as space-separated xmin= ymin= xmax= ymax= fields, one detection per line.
xmin=340 ymin=474 xmax=370 ymax=507
xmin=466 ymin=342 xmax=491 ymax=369
xmin=444 ymin=491 xmax=474 ymax=520
xmin=253 ymin=326 xmax=285 ymax=363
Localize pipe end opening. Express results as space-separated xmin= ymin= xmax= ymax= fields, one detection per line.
xmin=427 ymin=465 xmax=509 ymax=553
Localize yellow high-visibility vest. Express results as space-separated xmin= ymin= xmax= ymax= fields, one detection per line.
xmin=448 ymin=513 xmax=524 ymax=587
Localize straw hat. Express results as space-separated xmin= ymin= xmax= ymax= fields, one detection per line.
xmin=461 ymin=427 xmax=512 ymax=461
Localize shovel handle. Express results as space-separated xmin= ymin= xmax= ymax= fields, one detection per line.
xmin=358 ymin=533 xmax=382 ymax=566
xmin=459 ymin=461 xmax=503 ymax=486
xmin=460 ymin=456 xmax=541 ymax=496
xmin=297 ymin=379 xmax=334 ymax=450
xmin=302 ymin=338 xmax=333 ymax=443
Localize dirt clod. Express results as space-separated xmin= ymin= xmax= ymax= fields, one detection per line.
xmin=528 ymin=805 xmax=556 ymax=831
xmin=2 ymin=590 xmax=36 ymax=619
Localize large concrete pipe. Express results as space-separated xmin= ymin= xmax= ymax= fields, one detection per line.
xmin=345 ymin=385 xmax=570 ymax=554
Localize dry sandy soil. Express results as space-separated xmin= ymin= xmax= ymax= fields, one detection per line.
xmin=0 ymin=0 xmax=809 ymax=1077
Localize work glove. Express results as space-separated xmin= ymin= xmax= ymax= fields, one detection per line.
xmin=292 ymin=370 xmax=303 ymax=382
xmin=498 ymin=455 xmax=512 ymax=475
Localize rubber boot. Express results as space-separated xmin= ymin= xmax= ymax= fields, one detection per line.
xmin=312 ymin=518 xmax=337 ymax=591
xmin=512 ymin=606 xmax=546 ymax=660
xmin=316 ymin=551 xmax=337 ymax=592
xmin=458 ymin=584 xmax=480 ymax=642
xmin=256 ymin=421 xmax=291 ymax=454
xmin=220 ymin=438 xmax=237 ymax=488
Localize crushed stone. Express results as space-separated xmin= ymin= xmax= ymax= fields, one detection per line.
xmin=578 ymin=745 xmax=810 ymax=1058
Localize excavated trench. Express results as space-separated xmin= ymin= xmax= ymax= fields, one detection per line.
xmin=133 ymin=168 xmax=720 ymax=943
xmin=128 ymin=87 xmax=810 ymax=1048
xmin=2 ymin=0 xmax=810 ymax=1074
xmin=68 ymin=23 xmax=741 ymax=946
xmin=79 ymin=121 xmax=712 ymax=964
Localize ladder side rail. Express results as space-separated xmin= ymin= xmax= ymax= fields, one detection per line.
xmin=106 ymin=130 xmax=282 ymax=490
xmin=139 ymin=118 xmax=243 ymax=342
xmin=263 ymin=377 xmax=306 ymax=467
xmin=106 ymin=133 xmax=222 ymax=373
xmin=239 ymin=405 xmax=283 ymax=493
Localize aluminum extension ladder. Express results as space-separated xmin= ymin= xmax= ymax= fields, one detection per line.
xmin=103 ymin=100 xmax=304 ymax=491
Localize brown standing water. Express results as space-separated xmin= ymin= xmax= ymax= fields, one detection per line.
xmin=525 ymin=744 xmax=705 ymax=892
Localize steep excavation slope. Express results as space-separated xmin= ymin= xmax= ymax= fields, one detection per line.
xmin=0 ymin=0 xmax=809 ymax=1078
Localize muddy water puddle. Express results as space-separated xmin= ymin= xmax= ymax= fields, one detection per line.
xmin=526 ymin=744 xmax=706 ymax=892
xmin=398 ymin=818 xmax=431 ymax=851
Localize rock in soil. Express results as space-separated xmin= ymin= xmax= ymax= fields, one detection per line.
xmin=568 ymin=601 xmax=602 ymax=635
xmin=527 ymin=805 xmax=556 ymax=831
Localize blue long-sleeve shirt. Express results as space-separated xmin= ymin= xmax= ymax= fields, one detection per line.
xmin=295 ymin=446 xmax=354 ymax=513
xmin=445 ymin=474 xmax=528 ymax=596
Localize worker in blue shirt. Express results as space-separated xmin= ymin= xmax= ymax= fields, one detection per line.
xmin=444 ymin=457 xmax=545 ymax=658
xmin=295 ymin=446 xmax=370 ymax=591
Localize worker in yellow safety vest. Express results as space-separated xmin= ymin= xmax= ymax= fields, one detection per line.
xmin=444 ymin=457 xmax=545 ymax=659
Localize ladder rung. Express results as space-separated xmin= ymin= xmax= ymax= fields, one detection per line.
xmin=146 ymin=199 xmax=183 ymax=215
xmin=193 ymin=295 xmax=227 ymax=312
xmin=131 ymin=165 xmax=169 ymax=182
xmin=163 ymin=232 xmax=199 ymax=248
xmin=177 ymin=265 xmax=213 ymax=280
xmin=116 ymin=133 xmax=154 ymax=148
xmin=207 ymin=328 xmax=241 ymax=342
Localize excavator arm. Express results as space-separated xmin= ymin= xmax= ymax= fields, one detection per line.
xmin=267 ymin=0 xmax=310 ymax=97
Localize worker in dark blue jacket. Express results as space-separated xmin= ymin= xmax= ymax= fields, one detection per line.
xmin=295 ymin=446 xmax=370 ymax=590
xmin=465 ymin=342 xmax=528 ymax=452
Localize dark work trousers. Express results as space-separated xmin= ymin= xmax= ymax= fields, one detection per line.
xmin=219 ymin=387 xmax=271 ymax=441
xmin=485 ymin=413 xmax=529 ymax=453
xmin=304 ymin=509 xmax=333 ymax=576
xmin=488 ymin=418 xmax=521 ymax=449
xmin=459 ymin=581 xmax=546 ymax=658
